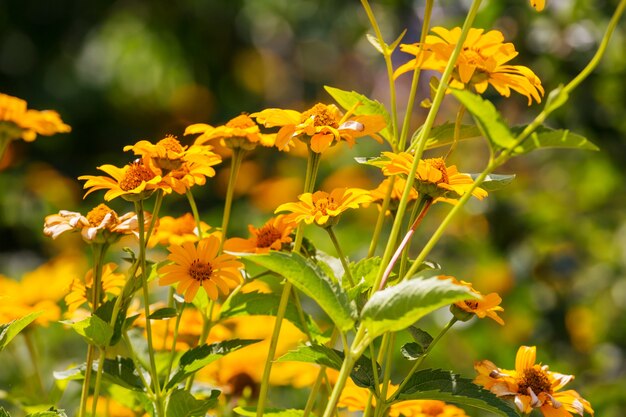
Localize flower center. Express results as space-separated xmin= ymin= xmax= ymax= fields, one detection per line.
xmin=461 ymin=48 xmax=487 ymax=69
xmin=86 ymin=203 xmax=117 ymax=226
xmin=518 ymin=367 xmax=552 ymax=396
xmin=425 ymin=158 xmax=450 ymax=184
xmin=419 ymin=401 xmax=446 ymax=416
xmin=301 ymin=103 xmax=339 ymax=128
xmin=464 ymin=299 xmax=479 ymax=310
xmin=314 ymin=195 xmax=337 ymax=216
xmin=256 ymin=225 xmax=283 ymax=248
xmin=189 ymin=259 xmax=213 ymax=282
xmin=226 ymin=114 xmax=256 ymax=129
xmin=119 ymin=161 xmax=156 ymax=191
xmin=157 ymin=135 xmax=184 ymax=154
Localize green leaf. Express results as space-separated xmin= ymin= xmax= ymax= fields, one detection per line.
xmin=100 ymin=356 xmax=145 ymax=391
xmin=395 ymin=369 xmax=518 ymax=417
xmin=451 ymin=89 xmax=516 ymax=150
xmin=64 ymin=315 xmax=113 ymax=347
xmin=324 ymin=85 xmax=393 ymax=146
xmin=166 ymin=339 xmax=261 ymax=390
xmin=149 ymin=307 xmax=178 ymax=320
xmin=469 ymin=174 xmax=515 ymax=192
xmin=400 ymin=342 xmax=425 ymax=360
xmin=166 ymin=388 xmax=220 ymax=417
xmin=366 ymin=29 xmax=407 ymax=54
xmin=25 ymin=408 xmax=68 ymax=417
xmin=0 ymin=407 xmax=11 ymax=417
xmin=94 ymin=298 xmax=129 ymax=346
xmin=409 ymin=122 xmax=482 ymax=151
xmin=360 ymin=275 xmax=476 ymax=339
xmin=349 ymin=257 xmax=381 ymax=290
xmin=220 ymin=291 xmax=327 ymax=343
xmin=407 ymin=327 xmax=433 ymax=349
xmin=511 ymin=126 xmax=599 ymax=155
xmin=241 ymin=251 xmax=356 ymax=333
xmin=0 ymin=311 xmax=43 ymax=351
xmin=234 ymin=407 xmax=306 ymax=417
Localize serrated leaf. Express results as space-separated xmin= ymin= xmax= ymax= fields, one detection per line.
xmin=220 ymin=291 xmax=327 ymax=343
xmin=360 ymin=275 xmax=477 ymax=339
xmin=64 ymin=315 xmax=113 ymax=347
xmin=451 ymin=89 xmax=516 ymax=150
xmin=407 ymin=327 xmax=433 ymax=349
xmin=0 ymin=311 xmax=43 ymax=351
xmin=511 ymin=126 xmax=599 ymax=155
xmin=395 ymin=369 xmax=518 ymax=417
xmin=324 ymin=85 xmax=393 ymax=146
xmin=400 ymin=342 xmax=425 ymax=360
xmin=468 ymin=174 xmax=515 ymax=192
xmin=25 ymin=408 xmax=68 ymax=417
xmin=148 ymin=308 xmax=178 ymax=320
xmin=241 ymin=251 xmax=356 ymax=333
xmin=166 ymin=339 xmax=261 ymax=390
xmin=166 ymin=388 xmax=220 ymax=417
xmin=100 ymin=356 xmax=145 ymax=391
xmin=234 ymin=407 xmax=306 ymax=417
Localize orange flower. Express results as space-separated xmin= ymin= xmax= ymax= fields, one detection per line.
xmin=0 ymin=93 xmax=71 ymax=142
xmin=475 ymin=346 xmax=593 ymax=417
xmin=224 ymin=215 xmax=296 ymax=253
xmin=395 ymin=27 xmax=544 ymax=105
xmin=275 ymin=187 xmax=372 ymax=227
xmin=379 ymin=152 xmax=487 ymax=203
xmin=65 ymin=263 xmax=126 ymax=314
xmin=251 ymin=103 xmax=386 ymax=153
xmin=148 ymin=213 xmax=213 ymax=248
xmin=438 ymin=275 xmax=504 ymax=325
xmin=185 ymin=114 xmax=276 ymax=150
xmin=158 ymin=236 xmax=243 ymax=303
xmin=78 ymin=159 xmax=162 ymax=201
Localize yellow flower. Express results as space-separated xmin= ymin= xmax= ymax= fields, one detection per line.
xmin=0 ymin=93 xmax=71 ymax=142
xmin=148 ymin=213 xmax=213 ymax=248
xmin=223 ymin=215 xmax=297 ymax=253
xmin=379 ymin=152 xmax=487 ymax=202
xmin=369 ymin=177 xmax=419 ymax=214
xmin=158 ymin=236 xmax=243 ymax=303
xmin=275 ymin=187 xmax=373 ymax=227
xmin=395 ymin=27 xmax=544 ymax=105
xmin=251 ymin=103 xmax=386 ymax=153
xmin=474 ymin=346 xmax=594 ymax=417
xmin=65 ymin=263 xmax=126 ymax=314
xmin=185 ymin=114 xmax=276 ymax=150
xmin=44 ymin=203 xmax=151 ymax=243
xmin=530 ymin=0 xmax=545 ymax=11
xmin=78 ymin=159 xmax=162 ymax=201
xmin=438 ymin=275 xmax=504 ymax=325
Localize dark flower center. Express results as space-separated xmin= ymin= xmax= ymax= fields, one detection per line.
xmin=120 ymin=161 xmax=156 ymax=191
xmin=189 ymin=259 xmax=213 ymax=282
xmin=424 ymin=158 xmax=450 ymax=184
xmin=86 ymin=203 xmax=117 ymax=226
xmin=256 ymin=225 xmax=283 ymax=248
xmin=302 ymin=103 xmax=339 ymax=128
xmin=518 ymin=367 xmax=552 ymax=395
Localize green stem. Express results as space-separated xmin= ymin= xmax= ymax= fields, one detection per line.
xmin=322 ymin=353 xmax=357 ymax=417
xmin=185 ymin=300 xmax=214 ymax=390
xmin=444 ymin=104 xmax=465 ymax=160
xmin=0 ymin=135 xmax=11 ymax=166
xmin=374 ymin=333 xmax=395 ymax=417
xmin=23 ymin=330 xmax=45 ymax=396
xmin=326 ymin=226 xmax=355 ymax=287
xmin=91 ymin=348 xmax=106 ymax=417
xmin=398 ymin=199 xmax=422 ymax=278
xmin=302 ymin=330 xmax=339 ymax=417
xmin=122 ymin=331 xmax=154 ymax=396
xmin=367 ymin=176 xmax=396 ymax=258
xmin=165 ymin=301 xmax=185 ymax=380
xmin=186 ymin=189 xmax=204 ymax=240
xmin=220 ymin=147 xmax=246 ymax=250
xmin=146 ymin=189 xmax=164 ymax=244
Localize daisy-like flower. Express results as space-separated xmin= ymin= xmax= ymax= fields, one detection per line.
xmin=185 ymin=114 xmax=276 ymax=150
xmin=0 ymin=92 xmax=71 ymax=142
xmin=438 ymin=275 xmax=504 ymax=325
xmin=78 ymin=159 xmax=162 ymax=201
xmin=223 ymin=215 xmax=297 ymax=254
xmin=379 ymin=152 xmax=487 ymax=203
xmin=44 ymin=203 xmax=151 ymax=243
xmin=275 ymin=187 xmax=372 ymax=228
xmin=148 ymin=213 xmax=213 ymax=248
xmin=158 ymin=235 xmax=244 ymax=303
xmin=474 ymin=346 xmax=594 ymax=417
xmin=65 ymin=263 xmax=126 ymax=314
xmin=251 ymin=103 xmax=386 ymax=153
xmin=394 ymin=27 xmax=544 ymax=105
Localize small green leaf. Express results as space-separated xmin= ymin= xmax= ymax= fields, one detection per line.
xmin=361 ymin=275 xmax=477 ymax=339
xmin=389 ymin=29 xmax=408 ymax=51
xmin=100 ymin=356 xmax=145 ymax=391
xmin=166 ymin=388 xmax=220 ymax=417
xmin=366 ymin=34 xmax=385 ymax=54
xmin=94 ymin=298 xmax=129 ymax=346
xmin=408 ymin=123 xmax=481 ymax=151
xmin=64 ymin=315 xmax=113 ymax=347
xmin=407 ymin=327 xmax=433 ymax=349
xmin=349 ymin=257 xmax=381 ymax=289
xmin=451 ymin=89 xmax=516 ymax=150
xmin=25 ymin=408 xmax=68 ymax=417
xmin=400 ymin=342 xmax=425 ymax=360
xmin=0 ymin=311 xmax=43 ymax=351
xmin=234 ymin=407 xmax=306 ymax=417
xmin=148 ymin=307 xmax=178 ymax=320
xmin=395 ymin=369 xmax=518 ymax=417
xmin=166 ymin=339 xmax=261 ymax=390
xmin=324 ymin=85 xmax=393 ymax=146
xmin=511 ymin=126 xmax=599 ymax=155
xmin=241 ymin=251 xmax=356 ymax=332
xmin=468 ymin=174 xmax=515 ymax=192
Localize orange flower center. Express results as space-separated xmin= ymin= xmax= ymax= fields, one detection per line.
xmin=255 ymin=225 xmax=283 ymax=248
xmin=518 ymin=367 xmax=552 ymax=395
xmin=226 ymin=114 xmax=256 ymax=129
xmin=461 ymin=48 xmax=487 ymax=69
xmin=419 ymin=402 xmax=446 ymax=416
xmin=301 ymin=103 xmax=339 ymax=128
xmin=464 ymin=299 xmax=478 ymax=310
xmin=313 ymin=195 xmax=337 ymax=216
xmin=189 ymin=259 xmax=213 ymax=282
xmin=86 ymin=203 xmax=117 ymax=226
xmin=157 ymin=135 xmax=184 ymax=154
xmin=119 ymin=161 xmax=156 ymax=191
xmin=425 ymin=158 xmax=449 ymax=184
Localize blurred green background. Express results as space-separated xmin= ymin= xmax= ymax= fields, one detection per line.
xmin=1 ymin=0 xmax=625 ymax=415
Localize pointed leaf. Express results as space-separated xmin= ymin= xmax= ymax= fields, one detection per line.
xmin=100 ymin=356 xmax=145 ymax=391
xmin=389 ymin=29 xmax=408 ymax=51
xmin=166 ymin=388 xmax=220 ymax=417
xmin=241 ymin=251 xmax=356 ymax=332
xmin=25 ymin=408 xmax=68 ymax=417
xmin=512 ymin=126 xmax=599 ymax=155
xmin=360 ymin=276 xmax=477 ymax=339
xmin=166 ymin=339 xmax=261 ymax=390
xmin=94 ymin=298 xmax=129 ymax=346
xmin=400 ymin=342 xmax=425 ymax=360
xmin=366 ymin=34 xmax=385 ymax=54
xmin=408 ymin=123 xmax=482 ymax=151
xmin=451 ymin=89 xmax=516 ymax=150
xmin=148 ymin=307 xmax=178 ymax=320
xmin=64 ymin=315 xmax=113 ymax=347
xmin=395 ymin=369 xmax=518 ymax=417
xmin=234 ymin=408 xmax=306 ymax=417
xmin=407 ymin=327 xmax=433 ymax=349
xmin=0 ymin=311 xmax=43 ymax=350
xmin=469 ymin=174 xmax=515 ymax=192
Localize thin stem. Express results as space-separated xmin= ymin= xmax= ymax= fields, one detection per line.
xmin=302 ymin=330 xmax=339 ymax=417
xmin=398 ymin=199 xmax=421 ymax=278
xmin=165 ymin=302 xmax=185 ymax=379
xmin=367 ymin=176 xmax=396 ymax=258
xmin=185 ymin=300 xmax=214 ymax=390
xmin=0 ymin=135 xmax=11 ymax=166
xmin=146 ymin=189 xmax=164 ymax=244
xmin=122 ymin=331 xmax=154 ymax=396
xmin=186 ymin=189 xmax=204 ymax=240
xmin=91 ymin=348 xmax=106 ymax=417
xmin=219 ymin=147 xmax=246 ymax=250
xmin=23 ymin=330 xmax=45 ymax=396
xmin=326 ymin=226 xmax=355 ymax=287
xmin=369 ymin=344 xmax=381 ymax=398
xmin=375 ymin=333 xmax=395 ymax=417
xmin=322 ymin=353 xmax=357 ymax=417
xmin=444 ymin=104 xmax=465 ymax=160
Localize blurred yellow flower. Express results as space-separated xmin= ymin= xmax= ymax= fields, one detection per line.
xmin=185 ymin=114 xmax=276 ymax=150
xmin=474 ymin=346 xmax=593 ymax=417
xmin=0 ymin=92 xmax=71 ymax=142
xmin=275 ymin=187 xmax=372 ymax=227
xmin=530 ymin=0 xmax=545 ymax=11
xmin=251 ymin=103 xmax=386 ymax=153
xmin=158 ymin=236 xmax=243 ymax=303
xmin=148 ymin=213 xmax=213 ymax=248
xmin=395 ymin=27 xmax=544 ymax=105
xmin=224 ymin=215 xmax=297 ymax=253
xmin=439 ymin=275 xmax=504 ymax=325
xmin=79 ymin=159 xmax=162 ymax=201
xmin=65 ymin=263 xmax=126 ymax=314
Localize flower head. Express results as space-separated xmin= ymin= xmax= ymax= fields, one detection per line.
xmin=438 ymin=275 xmax=504 ymax=325
xmin=223 ymin=215 xmax=297 ymax=253
xmin=275 ymin=187 xmax=372 ymax=228
xmin=475 ymin=346 xmax=594 ymax=417
xmin=0 ymin=93 xmax=71 ymax=142
xmin=148 ymin=213 xmax=213 ymax=248
xmin=158 ymin=235 xmax=244 ymax=303
xmin=370 ymin=177 xmax=419 ymax=213
xmin=65 ymin=263 xmax=126 ymax=314
xmin=251 ymin=103 xmax=386 ymax=153
xmin=185 ymin=114 xmax=275 ymax=150
xmin=395 ymin=27 xmax=544 ymax=105
xmin=78 ymin=159 xmax=162 ymax=201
